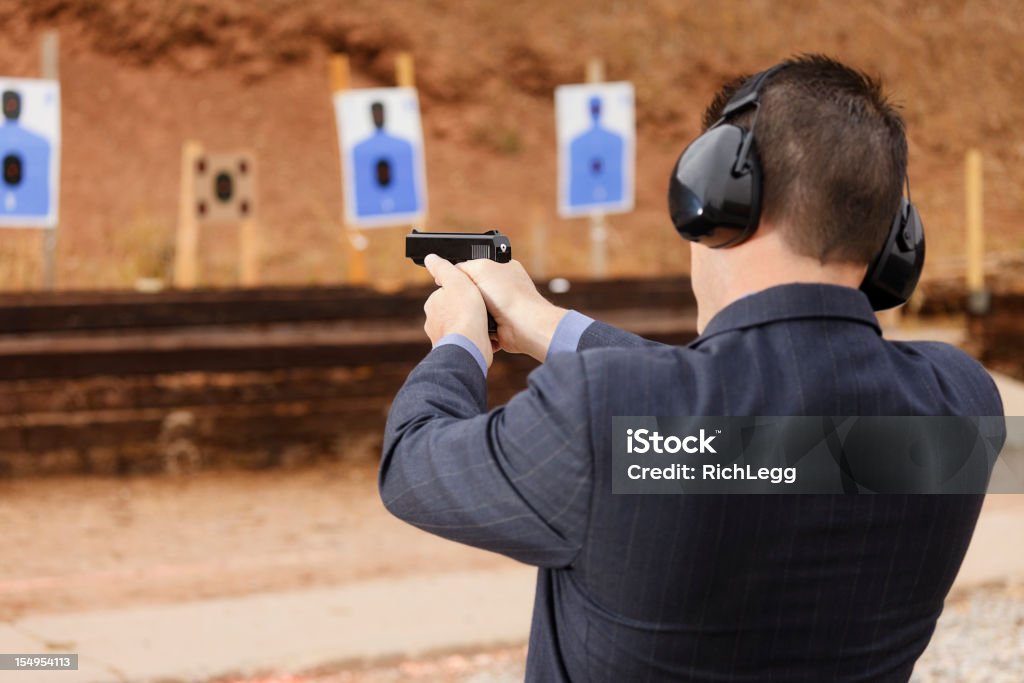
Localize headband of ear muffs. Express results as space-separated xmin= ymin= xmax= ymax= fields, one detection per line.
xmin=667 ymin=64 xmax=925 ymax=310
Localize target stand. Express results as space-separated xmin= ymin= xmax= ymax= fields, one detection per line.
xmin=175 ymin=142 xmax=259 ymax=288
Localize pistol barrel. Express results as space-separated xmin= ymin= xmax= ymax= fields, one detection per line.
xmin=405 ymin=230 xmax=512 ymax=266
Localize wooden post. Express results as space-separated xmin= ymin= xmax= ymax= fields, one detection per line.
xmin=329 ymin=53 xmax=350 ymax=92
xmin=395 ymin=51 xmax=421 ymax=287
xmin=40 ymin=30 xmax=59 ymax=290
xmin=965 ymin=148 xmax=989 ymax=314
xmin=238 ymin=217 xmax=259 ymax=286
xmin=396 ymin=52 xmax=415 ymax=88
xmin=585 ymin=57 xmax=605 ymax=84
xmin=331 ymin=54 xmax=368 ymax=285
xmin=174 ymin=141 xmax=202 ymax=288
xmin=586 ymin=58 xmax=608 ymax=279
xmin=237 ymin=155 xmax=259 ymax=287
xmin=529 ymin=204 xmax=547 ymax=279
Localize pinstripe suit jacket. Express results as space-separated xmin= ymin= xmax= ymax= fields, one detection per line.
xmin=380 ymin=283 xmax=1004 ymax=682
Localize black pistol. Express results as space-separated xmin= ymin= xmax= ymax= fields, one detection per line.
xmin=406 ymin=229 xmax=512 ymax=334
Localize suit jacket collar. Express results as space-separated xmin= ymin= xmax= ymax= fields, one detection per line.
xmin=690 ymin=283 xmax=881 ymax=348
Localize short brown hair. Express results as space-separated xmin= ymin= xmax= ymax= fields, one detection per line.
xmin=703 ymin=54 xmax=907 ymax=264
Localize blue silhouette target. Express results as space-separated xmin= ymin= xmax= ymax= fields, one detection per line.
xmin=0 ymin=78 xmax=60 ymax=228
xmin=556 ymin=82 xmax=634 ymax=217
xmin=335 ymin=88 xmax=427 ymax=228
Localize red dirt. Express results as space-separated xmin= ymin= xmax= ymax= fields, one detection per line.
xmin=0 ymin=0 xmax=1021 ymax=290
xmin=0 ymin=461 xmax=514 ymax=620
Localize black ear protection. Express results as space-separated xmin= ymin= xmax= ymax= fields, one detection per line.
xmin=668 ymin=64 xmax=925 ymax=311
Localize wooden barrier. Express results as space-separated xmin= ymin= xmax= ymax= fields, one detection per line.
xmin=0 ymin=276 xmax=698 ymax=473
xmin=0 ymin=276 xmax=695 ymax=378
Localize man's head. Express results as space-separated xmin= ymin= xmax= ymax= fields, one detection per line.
xmin=687 ymin=55 xmax=909 ymax=329
xmin=589 ymin=96 xmax=602 ymax=123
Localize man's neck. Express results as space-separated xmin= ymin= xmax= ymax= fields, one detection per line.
xmin=694 ymin=232 xmax=867 ymax=332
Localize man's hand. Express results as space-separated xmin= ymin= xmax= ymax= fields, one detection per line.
xmin=423 ymin=254 xmax=493 ymax=367
xmin=457 ymin=258 xmax=568 ymax=362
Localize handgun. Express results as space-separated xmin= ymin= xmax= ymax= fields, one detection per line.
xmin=405 ymin=229 xmax=512 ymax=334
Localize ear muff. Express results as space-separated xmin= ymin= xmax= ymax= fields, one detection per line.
xmin=859 ymin=197 xmax=925 ymax=311
xmin=668 ymin=66 xmax=784 ymax=249
xmin=668 ymin=124 xmax=763 ymax=248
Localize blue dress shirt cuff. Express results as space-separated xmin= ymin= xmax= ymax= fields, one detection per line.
xmin=546 ymin=310 xmax=595 ymax=361
xmin=434 ymin=333 xmax=488 ymax=377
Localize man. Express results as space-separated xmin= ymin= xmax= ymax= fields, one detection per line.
xmin=379 ymin=55 xmax=1003 ymax=681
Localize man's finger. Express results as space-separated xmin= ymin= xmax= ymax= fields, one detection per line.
xmin=423 ymin=288 xmax=440 ymax=314
xmin=424 ymin=253 xmax=470 ymax=288
xmin=457 ymin=259 xmax=492 ymax=282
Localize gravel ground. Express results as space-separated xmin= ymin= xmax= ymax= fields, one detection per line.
xmin=232 ymin=580 xmax=1024 ymax=683
xmin=911 ymin=580 xmax=1024 ymax=683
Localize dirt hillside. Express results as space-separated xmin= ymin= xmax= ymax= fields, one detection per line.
xmin=0 ymin=0 xmax=1021 ymax=289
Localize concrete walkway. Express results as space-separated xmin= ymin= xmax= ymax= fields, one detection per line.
xmin=1 ymin=567 xmax=535 ymax=683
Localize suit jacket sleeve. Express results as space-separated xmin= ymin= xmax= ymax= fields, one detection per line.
xmin=577 ymin=319 xmax=671 ymax=352
xmin=380 ymin=343 xmax=593 ymax=568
